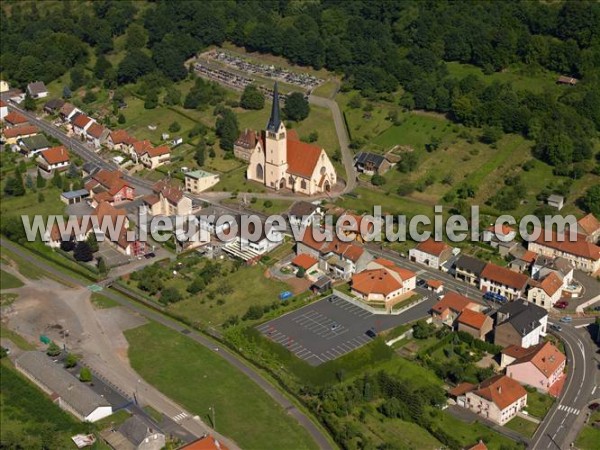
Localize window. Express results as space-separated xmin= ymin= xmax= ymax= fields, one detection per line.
xmin=301 ymin=179 xmax=307 ymax=190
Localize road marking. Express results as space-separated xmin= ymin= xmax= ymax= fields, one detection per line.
xmin=172 ymin=412 xmax=188 ymax=422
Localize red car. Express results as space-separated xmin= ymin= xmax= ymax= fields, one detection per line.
xmin=555 ymin=301 xmax=569 ymax=309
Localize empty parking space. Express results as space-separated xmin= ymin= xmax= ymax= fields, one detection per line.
xmin=257 ymin=293 xmax=436 ymax=366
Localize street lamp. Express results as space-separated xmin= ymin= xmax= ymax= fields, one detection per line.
xmin=209 ymin=405 xmax=216 ymax=431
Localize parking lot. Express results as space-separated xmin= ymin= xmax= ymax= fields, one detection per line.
xmin=257 ymin=293 xmax=436 ymax=366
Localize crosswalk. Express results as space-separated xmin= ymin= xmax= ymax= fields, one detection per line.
xmin=172 ymin=412 xmax=188 ymax=423
xmin=557 ymin=404 xmax=579 ymax=415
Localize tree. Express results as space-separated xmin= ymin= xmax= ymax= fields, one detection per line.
xmin=117 ymin=50 xmax=155 ymax=84
xmin=240 ymin=85 xmax=265 ymax=110
xmin=87 ymin=232 xmax=99 ymax=252
xmin=70 ymin=66 xmax=86 ymax=90
xmin=159 ymin=287 xmax=181 ymax=305
xmin=397 ymin=152 xmax=419 ymax=173
xmin=283 ymin=92 xmax=310 ymax=121
xmin=23 ymin=92 xmax=36 ymax=111
xmin=144 ymin=89 xmax=158 ymax=109
xmin=195 ymin=143 xmax=206 ymax=167
xmin=46 ymin=342 xmax=61 ymax=357
xmin=242 ymin=305 xmax=264 ymax=321
xmin=371 ymin=174 xmax=386 ymax=186
xmin=118 ymin=113 xmax=126 ymax=124
xmin=97 ymin=256 xmax=108 ymax=274
xmin=580 ymin=185 xmax=600 ymax=217
xmin=64 ymin=353 xmax=78 ymax=368
xmin=308 ymin=131 xmax=319 ymax=143
xmin=37 ymin=192 xmax=45 ymax=203
xmin=296 ymin=267 xmax=306 ymax=278
xmin=125 ymin=23 xmax=148 ymax=50
xmin=74 ymin=241 xmax=94 ymax=262
xmin=164 ymin=87 xmax=182 ymax=106
xmin=52 ymin=170 xmax=63 ymax=189
xmin=168 ymin=121 xmax=181 ymax=133
xmin=215 ymin=108 xmax=239 ymax=151
xmin=94 ymin=54 xmax=112 ymax=79
xmin=480 ymin=125 xmax=503 ymax=145
xmin=79 ymin=367 xmax=92 ymax=382
xmin=62 ymin=86 xmax=72 ymax=99
xmin=4 ymin=170 xmax=25 ymax=196
xmin=348 ymin=94 xmax=362 ymax=109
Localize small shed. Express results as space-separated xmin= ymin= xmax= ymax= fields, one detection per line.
xmin=311 ymin=276 xmax=332 ymax=294
xmin=547 ymin=194 xmax=564 ymax=211
xmin=426 ymin=279 xmax=444 ymax=293
xmin=61 ymin=189 xmax=90 ymax=205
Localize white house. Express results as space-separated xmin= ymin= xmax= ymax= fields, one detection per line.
xmin=494 ymin=299 xmax=548 ymax=348
xmin=0 ymin=99 xmax=8 ymax=121
xmin=479 ymin=262 xmax=529 ymax=301
xmin=37 ymin=146 xmax=70 ymax=174
xmin=26 ymin=81 xmax=48 ymax=99
xmin=184 ymin=169 xmax=220 ymax=193
xmin=409 ymin=238 xmax=453 ymax=269
xmin=288 ymin=201 xmax=322 ymax=229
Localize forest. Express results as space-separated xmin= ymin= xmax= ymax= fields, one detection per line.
xmin=1 ymin=0 xmax=599 ymax=168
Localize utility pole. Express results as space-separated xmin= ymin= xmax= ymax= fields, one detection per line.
xmin=209 ymin=405 xmax=216 ymax=431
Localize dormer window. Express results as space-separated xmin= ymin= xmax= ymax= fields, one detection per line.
xmin=279 ymin=132 xmax=285 ymax=139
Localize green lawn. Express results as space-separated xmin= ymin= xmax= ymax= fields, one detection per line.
xmin=125 ymin=322 xmax=319 ymax=450
xmin=0 ymin=326 xmax=35 ymax=350
xmin=1 ymin=361 xmax=107 ymax=449
xmin=363 ymin=414 xmax=441 ymax=449
xmin=372 ymin=113 xmax=452 ymax=153
xmin=575 ymin=410 xmax=600 ymax=450
xmin=524 ymin=389 xmax=554 ymax=419
xmin=430 ymin=410 xmax=524 ymax=450
xmin=222 ymin=197 xmax=293 ymax=214
xmin=505 ymin=416 xmax=538 ymax=438
xmin=1 ymin=269 xmax=24 ymax=289
xmin=1 ymin=186 xmax=66 ymax=219
xmin=90 ymin=293 xmax=119 ymax=309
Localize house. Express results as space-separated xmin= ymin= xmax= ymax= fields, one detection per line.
xmin=502 ymin=342 xmax=565 ymax=394
xmin=234 ymin=128 xmax=261 ymax=161
xmin=107 ymin=129 xmax=136 ymax=151
xmin=507 ymin=249 xmax=537 ymax=273
xmin=479 ymin=263 xmax=529 ymax=301
xmin=93 ymin=201 xmax=145 ymax=257
xmin=350 ymin=258 xmax=416 ymax=310
xmin=288 ymin=201 xmax=322 ymax=228
xmin=179 ymin=435 xmax=230 ymax=450
xmin=37 ymin=146 xmax=70 ymax=174
xmin=60 ymin=189 xmax=90 ymax=205
xmin=453 ymin=255 xmax=487 ymax=286
xmin=291 ymin=253 xmax=319 ymax=274
xmin=453 ymin=375 xmax=527 ymax=425
xmin=1 ymin=124 xmax=39 ymax=144
xmin=408 ymin=238 xmax=453 ymax=269
xmin=19 ymin=134 xmax=50 ymax=157
xmin=528 ymin=230 xmax=600 ymax=274
xmin=104 ymin=415 xmax=166 ymax=450
xmin=457 ymin=309 xmax=493 ymax=340
xmin=557 ymin=76 xmax=578 ymax=85
xmin=547 ymin=194 xmax=564 ymax=210
xmin=576 ymin=213 xmax=600 ymax=243
xmin=4 ymin=111 xmax=29 ymax=127
xmin=354 ymin=152 xmax=393 ymax=175
xmin=26 ymin=81 xmax=48 ymax=99
xmin=140 ymin=145 xmax=170 ymax=169
xmin=245 ymin=83 xmax=337 ymax=195
xmin=44 ymin=216 xmax=93 ymax=248
xmin=221 ymin=215 xmax=284 ymax=261
xmin=337 ymin=212 xmax=380 ymax=243
xmin=59 ymin=102 xmax=80 ymax=122
xmin=426 ymin=279 xmax=444 ymax=294
xmin=527 ymin=272 xmax=564 ymax=310
xmin=0 ymin=100 xmax=7 ymax=121
xmin=15 ymin=351 xmax=112 ymax=422
xmin=72 ymin=113 xmax=95 ymax=136
xmin=531 ymin=255 xmax=573 ymax=285
xmin=85 ymin=122 xmax=109 ymax=149
xmin=130 ymin=140 xmax=153 ymax=163
xmin=85 ymin=169 xmax=135 ymax=204
xmin=430 ymin=292 xmax=480 ymax=327
xmin=494 ymin=299 xmax=548 ymax=348
xmin=184 ymin=169 xmax=220 ymax=193
xmin=297 ymin=229 xmax=373 ymax=280
xmin=466 ymin=441 xmax=488 ymax=450
xmin=43 ymin=98 xmax=65 ymax=114
xmin=4 ymin=88 xmax=25 ymax=103
xmin=143 ymin=180 xmax=192 ymax=216
xmin=481 ymin=224 xmax=515 ymax=246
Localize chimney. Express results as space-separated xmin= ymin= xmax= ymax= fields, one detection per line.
xmin=497 ymin=386 xmax=502 ymax=394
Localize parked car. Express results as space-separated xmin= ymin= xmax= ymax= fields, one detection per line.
xmin=417 ymin=279 xmax=426 ymax=287
xmin=550 ymin=323 xmax=562 ymax=332
xmin=555 ymin=301 xmax=569 ymax=309
xmin=366 ymin=327 xmax=377 ymax=338
xmin=330 ymin=323 xmax=340 ymax=331
xmin=559 ymin=316 xmax=572 ymax=323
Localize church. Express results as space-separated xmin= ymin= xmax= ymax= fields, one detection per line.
xmin=241 ymin=83 xmax=337 ymax=195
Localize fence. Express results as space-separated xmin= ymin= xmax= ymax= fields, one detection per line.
xmin=332 ymin=289 xmax=428 ymax=316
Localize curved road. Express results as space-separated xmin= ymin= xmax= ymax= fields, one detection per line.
xmin=530 ymin=320 xmax=598 ymax=449
xmin=1 ymin=239 xmax=334 ymax=450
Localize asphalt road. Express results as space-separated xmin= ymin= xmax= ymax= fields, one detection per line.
xmin=0 ymin=239 xmax=333 ymax=450
xmin=530 ymin=321 xmax=599 ymax=449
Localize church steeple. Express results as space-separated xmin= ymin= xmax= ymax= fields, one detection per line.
xmin=266 ymin=82 xmax=281 ymax=133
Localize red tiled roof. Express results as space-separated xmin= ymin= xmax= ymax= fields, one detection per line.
xmin=457 ymin=309 xmax=489 ymax=330
xmin=578 ymin=213 xmax=600 ymax=236
xmin=474 ymin=375 xmax=527 ymax=410
xmin=486 ymin=224 xmax=515 ymax=235
xmin=142 ymin=194 xmax=160 ymax=206
xmin=94 ymin=200 xmax=127 ymax=223
xmin=467 ymin=440 xmax=488 ymax=450
xmin=449 ymin=382 xmax=475 ymax=397
xmin=300 ymin=230 xmax=366 ymax=263
xmin=508 ymin=341 xmax=565 ymax=377
xmin=352 ymin=268 xmax=403 ymax=296
xmin=40 ymin=146 xmax=69 ymax=165
xmin=145 ymin=145 xmax=170 ymax=157
xmin=179 ymin=435 xmax=230 ymax=450
xmin=92 ymin=169 xmax=131 ymax=196
xmin=0 ymin=100 xmax=7 ymax=107
xmin=431 ymin=292 xmax=477 ymax=315
xmin=2 ymin=124 xmax=39 ymax=138
xmin=287 ymin=129 xmax=299 ymax=141
xmin=292 ymin=253 xmax=318 ymax=270
xmin=414 ymin=238 xmax=451 ymax=257
xmin=427 ymin=279 xmax=443 ymax=289
xmin=481 ymin=263 xmax=529 ymax=290
xmin=235 ymin=128 xmax=258 ymax=148
xmin=4 ymin=111 xmax=28 ymax=126
xmin=520 ymin=250 xmax=537 ymax=263
xmin=110 ymin=129 xmax=136 ymax=145
xmin=538 ymin=272 xmax=563 ymax=297
xmin=86 ymin=122 xmax=106 ymax=138
xmin=287 ymin=138 xmax=322 ymax=178
xmin=153 ymin=180 xmax=183 ymax=204
xmin=132 ymin=139 xmax=153 ymax=155
xmin=72 ymin=114 xmax=92 ymax=129
xmin=533 ymin=230 xmax=600 ymax=261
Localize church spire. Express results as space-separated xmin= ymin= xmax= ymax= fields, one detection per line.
xmin=266 ymin=82 xmax=281 ymax=133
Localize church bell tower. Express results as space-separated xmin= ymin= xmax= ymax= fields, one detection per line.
xmin=264 ymin=82 xmax=288 ymax=188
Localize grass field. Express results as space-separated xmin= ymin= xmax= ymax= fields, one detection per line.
xmin=1 ymin=269 xmax=24 ymax=289
xmin=362 ymin=414 xmax=442 ymax=449
xmin=1 ymin=186 xmax=66 ymax=219
xmin=0 ymin=326 xmax=35 ymax=350
xmin=90 ymin=293 xmax=119 ymax=309
xmin=1 ymin=361 xmax=107 ymax=449
xmin=524 ymin=389 xmax=554 ymax=419
xmin=505 ymin=416 xmax=538 ymax=438
xmin=125 ymin=321 xmax=319 ymax=450
xmin=575 ymin=410 xmax=600 ymax=450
